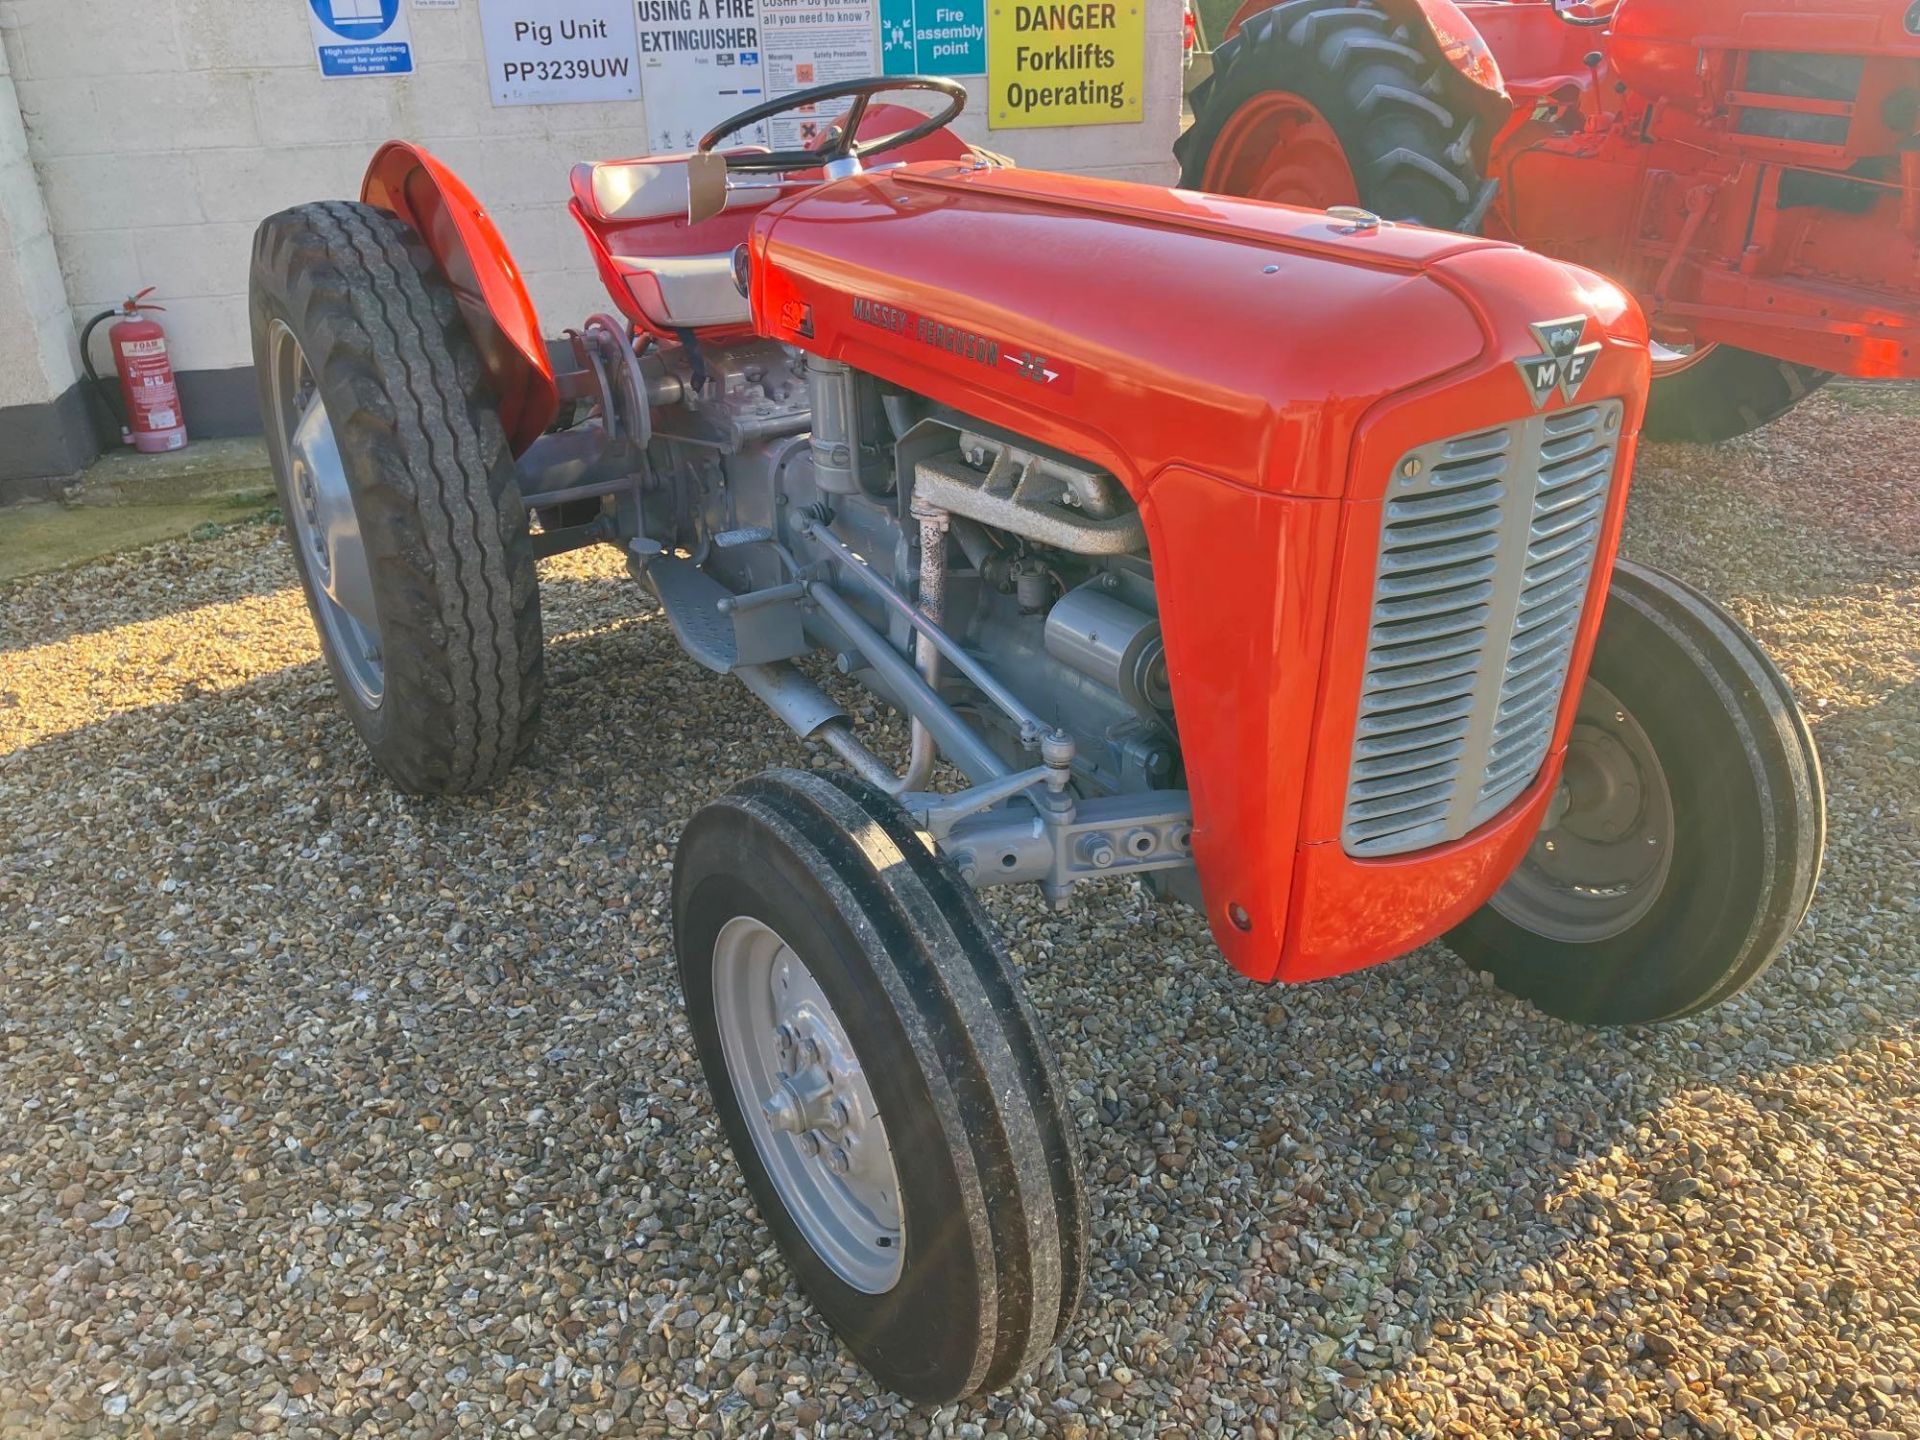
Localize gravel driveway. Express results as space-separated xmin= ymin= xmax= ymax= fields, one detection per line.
xmin=3 ymin=386 xmax=1917 ymax=1438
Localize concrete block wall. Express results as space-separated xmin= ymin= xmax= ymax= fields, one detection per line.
xmin=0 ymin=0 xmax=1184 ymax=415
xmin=0 ymin=32 xmax=92 ymax=487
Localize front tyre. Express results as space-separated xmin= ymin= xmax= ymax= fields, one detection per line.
xmin=250 ymin=200 xmax=542 ymax=795
xmin=674 ymin=770 xmax=1085 ymax=1402
xmin=1448 ymin=561 xmax=1825 ymax=1025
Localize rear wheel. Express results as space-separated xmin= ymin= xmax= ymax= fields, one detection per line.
xmin=1448 ymin=561 xmax=1825 ymax=1024
xmin=250 ymin=200 xmax=542 ymax=794
xmin=1177 ymin=0 xmax=1483 ymax=225
xmin=1644 ymin=341 xmax=1833 ymax=443
xmin=674 ymin=769 xmax=1085 ymax=1401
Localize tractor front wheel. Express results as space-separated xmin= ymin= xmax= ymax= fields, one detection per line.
xmin=1644 ymin=342 xmax=1833 ymax=444
xmin=1447 ymin=561 xmax=1825 ymax=1025
xmin=673 ymin=770 xmax=1086 ymax=1402
xmin=250 ymin=200 xmax=542 ymax=795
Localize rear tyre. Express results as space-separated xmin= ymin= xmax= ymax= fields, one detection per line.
xmin=673 ymin=769 xmax=1085 ymax=1401
xmin=1643 ymin=343 xmax=1833 ymax=443
xmin=250 ymin=200 xmax=541 ymax=795
xmin=1177 ymin=0 xmax=1482 ymax=225
xmin=1447 ymin=561 xmax=1825 ymax=1025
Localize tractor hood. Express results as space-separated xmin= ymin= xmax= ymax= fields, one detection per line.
xmin=750 ymin=161 xmax=1531 ymax=501
xmin=750 ymin=163 xmax=1650 ymax=984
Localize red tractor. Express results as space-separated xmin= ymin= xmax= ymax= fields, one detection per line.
xmin=251 ymin=76 xmax=1823 ymax=1401
xmin=1179 ymin=0 xmax=1920 ymax=440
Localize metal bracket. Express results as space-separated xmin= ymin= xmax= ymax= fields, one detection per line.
xmin=938 ymin=789 xmax=1195 ymax=905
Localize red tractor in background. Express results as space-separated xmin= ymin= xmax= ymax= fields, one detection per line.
xmin=1179 ymin=0 xmax=1920 ymax=441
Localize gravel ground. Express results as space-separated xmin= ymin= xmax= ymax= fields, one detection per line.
xmin=2 ymin=385 xmax=1917 ymax=1439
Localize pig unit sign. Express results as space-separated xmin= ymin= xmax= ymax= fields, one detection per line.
xmin=479 ymin=0 xmax=644 ymax=105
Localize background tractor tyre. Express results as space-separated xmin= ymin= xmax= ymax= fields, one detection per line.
xmin=1447 ymin=561 xmax=1825 ymax=1026
xmin=1177 ymin=0 xmax=1483 ymax=227
xmin=1643 ymin=344 xmax=1834 ymax=444
xmin=250 ymin=200 xmax=542 ymax=796
xmin=674 ymin=770 xmax=1084 ymax=1402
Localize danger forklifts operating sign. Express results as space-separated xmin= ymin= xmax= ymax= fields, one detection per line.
xmin=987 ymin=0 xmax=1143 ymax=128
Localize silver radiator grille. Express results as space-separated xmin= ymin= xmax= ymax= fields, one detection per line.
xmin=1342 ymin=401 xmax=1622 ymax=858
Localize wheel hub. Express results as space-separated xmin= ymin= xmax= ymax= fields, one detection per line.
xmin=1203 ymin=92 xmax=1362 ymax=210
xmin=1490 ymin=679 xmax=1675 ymax=943
xmin=712 ymin=916 xmax=904 ymax=1294
xmin=266 ymin=318 xmax=385 ymax=708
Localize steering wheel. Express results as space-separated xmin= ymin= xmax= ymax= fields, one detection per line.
xmin=697 ymin=76 xmax=967 ymax=174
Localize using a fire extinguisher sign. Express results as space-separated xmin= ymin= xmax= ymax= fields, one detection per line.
xmin=81 ymin=288 xmax=188 ymax=454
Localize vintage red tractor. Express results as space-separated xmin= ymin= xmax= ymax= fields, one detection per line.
xmin=1179 ymin=0 xmax=1920 ymax=440
xmin=250 ymin=76 xmax=1823 ymax=1401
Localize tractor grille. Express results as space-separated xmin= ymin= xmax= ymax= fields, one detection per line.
xmin=1342 ymin=401 xmax=1622 ymax=858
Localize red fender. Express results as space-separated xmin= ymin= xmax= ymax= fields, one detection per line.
xmin=362 ymin=142 xmax=560 ymax=455
xmin=1222 ymin=0 xmax=1514 ymax=149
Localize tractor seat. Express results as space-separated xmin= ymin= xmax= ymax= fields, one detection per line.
xmin=570 ymin=153 xmax=784 ymax=331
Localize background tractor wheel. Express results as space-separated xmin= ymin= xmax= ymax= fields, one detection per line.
xmin=674 ymin=770 xmax=1085 ymax=1402
xmin=250 ymin=200 xmax=542 ymax=796
xmin=1177 ymin=0 xmax=1483 ymax=226
xmin=1643 ymin=343 xmax=1834 ymax=444
xmin=1447 ymin=561 xmax=1825 ymax=1025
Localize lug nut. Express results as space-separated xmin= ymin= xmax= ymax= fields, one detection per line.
xmin=796 ymin=1132 xmax=820 ymax=1157
xmin=763 ymin=1088 xmax=804 ymax=1134
xmin=825 ymin=1146 xmax=851 ymax=1175
xmin=829 ymin=1098 xmax=852 ymax=1130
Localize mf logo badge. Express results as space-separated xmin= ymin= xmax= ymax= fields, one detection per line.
xmin=1516 ymin=316 xmax=1603 ymax=410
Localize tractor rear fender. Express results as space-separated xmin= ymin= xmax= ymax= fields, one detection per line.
xmin=1222 ymin=0 xmax=1514 ymax=149
xmin=362 ymin=141 xmax=560 ymax=455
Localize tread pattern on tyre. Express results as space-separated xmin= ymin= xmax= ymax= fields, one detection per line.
xmin=682 ymin=770 xmax=1083 ymax=1398
xmin=1176 ymin=0 xmax=1483 ymax=228
xmin=738 ymin=771 xmax=1077 ymax=1391
xmin=250 ymin=200 xmax=540 ymax=794
xmin=1605 ymin=561 xmax=1825 ymax=1016
xmin=810 ymin=770 xmax=1088 ymax=1353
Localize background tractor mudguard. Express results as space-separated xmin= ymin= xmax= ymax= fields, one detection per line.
xmin=362 ymin=142 xmax=560 ymax=455
xmin=1220 ymin=0 xmax=1516 ymax=161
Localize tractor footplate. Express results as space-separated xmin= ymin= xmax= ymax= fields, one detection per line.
xmin=635 ymin=552 xmax=806 ymax=674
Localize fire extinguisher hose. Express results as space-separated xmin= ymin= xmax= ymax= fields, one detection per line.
xmin=79 ymin=306 xmax=127 ymax=445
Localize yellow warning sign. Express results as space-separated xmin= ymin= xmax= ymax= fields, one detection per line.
xmin=987 ymin=0 xmax=1144 ymax=128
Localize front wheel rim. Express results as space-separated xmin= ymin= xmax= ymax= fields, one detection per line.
xmin=1202 ymin=91 xmax=1362 ymax=209
xmin=266 ymin=318 xmax=384 ymax=708
xmin=711 ymin=915 xmax=905 ymax=1294
xmin=1489 ymin=679 xmax=1676 ymax=944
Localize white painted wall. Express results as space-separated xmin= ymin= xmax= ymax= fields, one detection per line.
xmin=0 ymin=0 xmax=1183 ymax=380
xmin=0 ymin=33 xmax=77 ymax=411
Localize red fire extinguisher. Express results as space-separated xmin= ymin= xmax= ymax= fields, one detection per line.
xmin=87 ymin=288 xmax=188 ymax=453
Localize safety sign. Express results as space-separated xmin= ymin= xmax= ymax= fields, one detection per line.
xmin=479 ymin=0 xmax=644 ymax=105
xmin=761 ymin=0 xmax=879 ymax=149
xmin=987 ymin=0 xmax=1142 ymax=127
xmin=307 ymin=0 xmax=416 ymax=77
xmin=637 ymin=0 xmax=769 ymax=150
xmin=880 ymin=0 xmax=985 ymax=75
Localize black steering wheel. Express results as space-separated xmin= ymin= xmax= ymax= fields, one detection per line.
xmin=697 ymin=76 xmax=967 ymax=174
